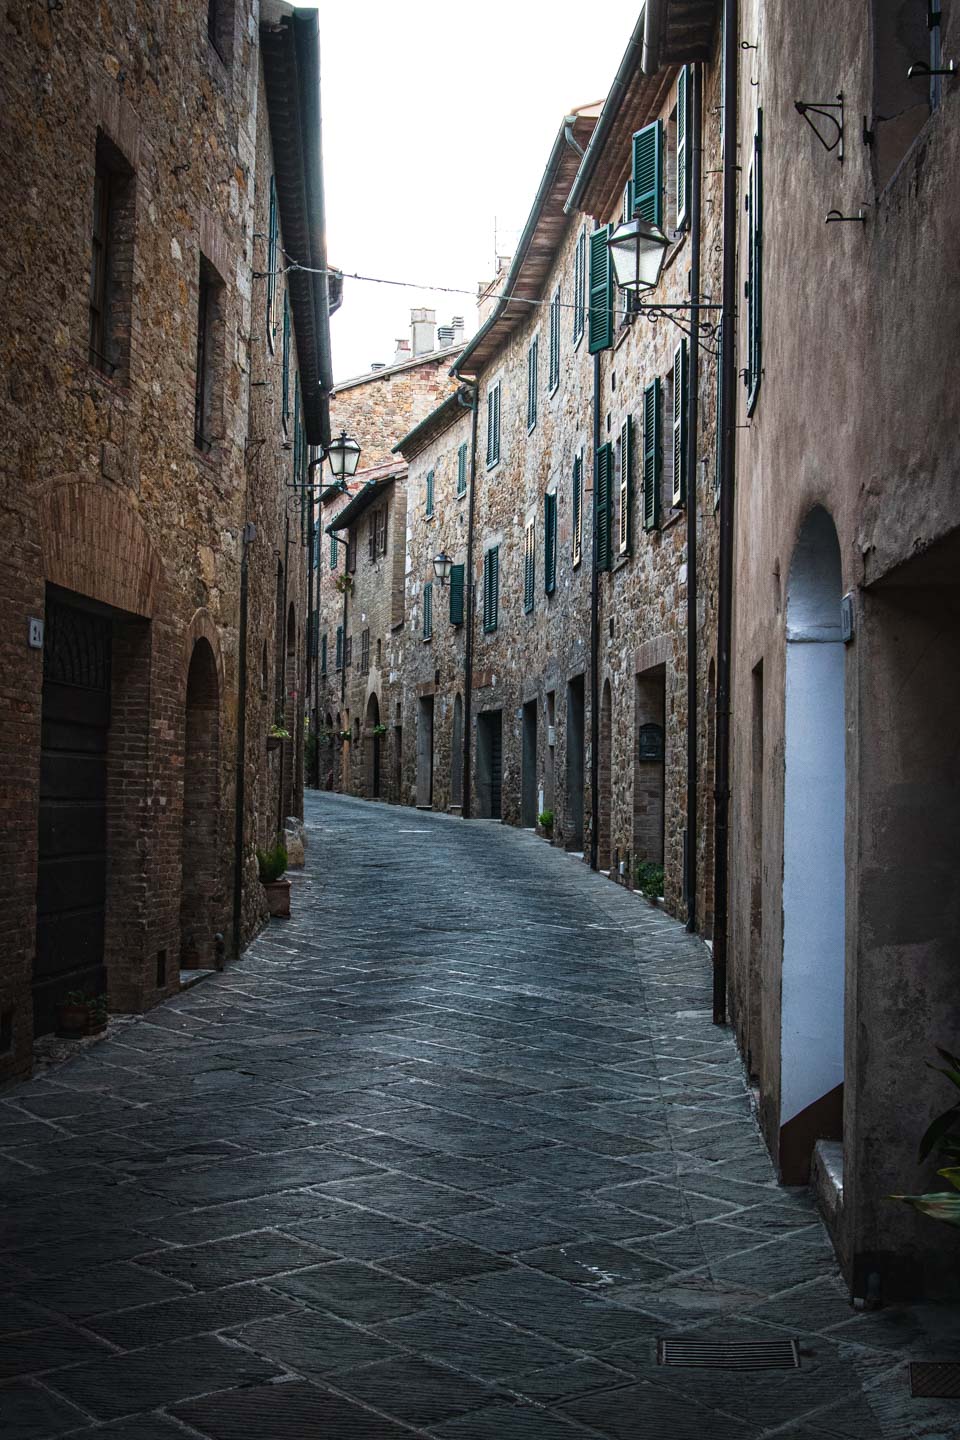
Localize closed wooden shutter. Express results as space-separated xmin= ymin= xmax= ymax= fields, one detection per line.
xmin=282 ymin=290 xmax=291 ymax=423
xmin=677 ymin=66 xmax=690 ymax=230
xmin=618 ymin=416 xmax=633 ymax=555
xmin=632 ymin=119 xmax=663 ymax=227
xmin=643 ymin=378 xmax=662 ymax=531
xmin=572 ymin=451 xmax=583 ymax=566
xmin=714 ymin=320 xmax=724 ymax=508
xmin=457 ymin=442 xmax=467 ymax=495
xmin=423 ymin=582 xmax=433 ymax=640
xmin=266 ymin=175 xmax=278 ymax=338
xmin=595 ymin=442 xmax=613 ymax=572
xmin=524 ymin=523 xmax=535 ymax=613
xmin=367 ymin=514 xmax=376 ymax=561
xmin=486 ymin=383 xmax=501 ymax=466
xmin=321 ymin=633 xmax=327 ymax=676
xmin=746 ymin=112 xmax=763 ymax=413
xmin=449 ymin=563 xmax=465 ymax=625
xmin=573 ymin=228 xmax=586 ymax=344
xmin=335 ymin=625 xmax=343 ymax=669
xmin=588 ymin=226 xmax=614 ymax=354
xmin=426 ymin=469 xmax=434 ymax=516
xmin=483 ymin=546 xmax=499 ymax=632
xmin=527 ymin=339 xmax=538 ymax=429
xmin=549 ymin=287 xmax=560 ymax=390
xmin=329 ymin=531 xmax=337 ymax=569
xmin=672 ymin=339 xmax=688 ymax=507
xmin=544 ymin=491 xmax=557 ymax=593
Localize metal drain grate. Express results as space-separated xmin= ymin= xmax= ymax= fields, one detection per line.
xmin=910 ymin=1362 xmax=960 ymax=1398
xmin=657 ymin=1337 xmax=801 ymax=1370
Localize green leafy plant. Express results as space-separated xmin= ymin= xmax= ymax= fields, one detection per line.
xmin=268 ymin=722 xmax=290 ymax=739
xmin=538 ymin=809 xmax=554 ymax=830
xmin=890 ymin=1046 xmax=960 ymax=1228
xmin=372 ymin=723 xmax=388 ymax=737
xmin=256 ymin=842 xmax=288 ymax=885
xmin=334 ymin=573 xmax=353 ymax=595
xmin=635 ymin=861 xmax=664 ymax=900
xmin=338 ymin=729 xmax=351 ymax=741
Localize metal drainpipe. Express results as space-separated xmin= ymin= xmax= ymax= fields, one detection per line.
xmin=589 ymin=348 xmax=601 ymax=872
xmin=685 ymin=63 xmax=703 ymax=932
xmin=459 ymin=384 xmax=479 ymax=820
xmin=713 ymin=0 xmax=740 ymax=1025
xmin=305 ymin=471 xmax=316 ymax=790
xmin=232 ymin=525 xmax=252 ymax=958
xmin=277 ymin=515 xmax=290 ymax=840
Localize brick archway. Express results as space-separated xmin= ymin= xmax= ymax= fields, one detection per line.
xmin=180 ymin=637 xmax=221 ymax=969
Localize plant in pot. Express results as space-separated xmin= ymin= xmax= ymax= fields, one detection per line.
xmin=56 ymin=991 xmax=107 ymax=1038
xmin=537 ymin=808 xmax=554 ymax=839
xmin=334 ymin=573 xmax=353 ymax=595
xmin=371 ymin=723 xmax=388 ymax=737
xmin=267 ymin=720 xmax=290 ymax=752
xmin=635 ymin=860 xmax=664 ymax=905
xmin=890 ymin=1046 xmax=960 ymax=1227
xmin=257 ymin=840 xmax=290 ymax=917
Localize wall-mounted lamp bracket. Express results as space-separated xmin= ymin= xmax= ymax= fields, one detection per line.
xmin=825 ymin=208 xmax=867 ymax=225
xmin=795 ymin=94 xmax=845 ymax=162
xmin=907 ymin=58 xmax=957 ymax=77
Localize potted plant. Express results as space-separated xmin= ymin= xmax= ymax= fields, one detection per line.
xmin=338 ymin=729 xmax=351 ymax=742
xmin=891 ymin=1047 xmax=960 ymax=1227
xmin=371 ymin=723 xmax=388 ymax=737
xmin=334 ymin=573 xmax=353 ymax=595
xmin=635 ymin=861 xmax=664 ymax=906
xmin=537 ymin=808 xmax=554 ymax=839
xmin=87 ymin=994 xmax=108 ymax=1034
xmin=266 ymin=721 xmax=290 ymax=752
xmin=257 ymin=841 xmax=290 ymax=917
xmin=55 ymin=991 xmax=108 ymax=1038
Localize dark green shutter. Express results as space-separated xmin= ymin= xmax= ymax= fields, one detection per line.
xmin=321 ymin=633 xmax=327 ymax=676
xmin=549 ymin=289 xmax=560 ymax=389
xmin=573 ymin=228 xmax=586 ymax=344
xmin=523 ymin=524 xmax=535 ymax=613
xmin=677 ymin=66 xmax=690 ymax=230
xmin=643 ymin=378 xmax=662 ymax=531
xmin=746 ymin=111 xmax=763 ymax=413
xmin=572 ymin=452 xmax=583 ymax=564
xmin=457 ymin=442 xmax=467 ymax=495
xmin=588 ymin=226 xmax=614 ymax=354
xmin=544 ymin=491 xmax=557 ymax=594
xmin=632 ymin=119 xmax=663 ymax=226
xmin=672 ymin=340 xmax=688 ymax=507
xmin=595 ymin=442 xmax=613 ymax=571
xmin=527 ymin=339 xmax=538 ymax=429
xmin=425 ymin=469 xmax=434 ymax=516
xmin=714 ymin=320 xmax=724 ymax=508
xmin=618 ymin=416 xmax=633 ymax=555
xmin=335 ymin=624 xmax=343 ymax=668
xmin=423 ymin=582 xmax=432 ymax=640
xmin=266 ymin=175 xmax=278 ymax=332
xmin=282 ymin=291 xmax=290 ymax=422
xmin=449 ymin=563 xmax=465 ymax=624
xmin=483 ymin=546 xmax=499 ymax=632
xmin=486 ymin=384 xmax=501 ymax=466
xmin=329 ymin=530 xmax=337 ymax=569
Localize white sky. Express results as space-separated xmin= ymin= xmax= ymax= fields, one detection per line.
xmin=310 ymin=1 xmax=643 ymax=382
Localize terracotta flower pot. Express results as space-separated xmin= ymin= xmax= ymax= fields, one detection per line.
xmin=264 ymin=877 xmax=291 ymax=917
xmin=56 ymin=1003 xmax=91 ymax=1039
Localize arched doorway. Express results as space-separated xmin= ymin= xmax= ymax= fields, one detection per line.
xmin=451 ymin=694 xmax=463 ymax=808
xmin=781 ymin=506 xmax=845 ymax=1182
xmin=598 ymin=680 xmax=613 ymax=870
xmin=180 ymin=638 xmax=220 ymax=969
xmin=365 ymin=693 xmax=381 ymax=798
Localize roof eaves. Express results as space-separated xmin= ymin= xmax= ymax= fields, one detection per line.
xmin=327 ymin=474 xmax=397 ymax=531
xmin=333 ymin=343 xmax=463 ymax=393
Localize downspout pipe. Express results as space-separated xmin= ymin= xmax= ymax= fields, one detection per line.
xmin=589 ymin=349 xmax=601 ymax=872
xmin=685 ymin=63 xmax=703 ymax=932
xmin=457 ymin=383 xmax=479 ymax=820
xmin=642 ymin=0 xmax=666 ymax=75
xmin=232 ymin=524 xmax=254 ymax=958
xmin=305 ymin=478 xmax=317 ymax=789
xmin=277 ymin=516 xmax=290 ymax=839
xmin=713 ymin=0 xmax=739 ymax=1025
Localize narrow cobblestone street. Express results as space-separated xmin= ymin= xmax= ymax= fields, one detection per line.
xmin=2 ymin=793 xmax=958 ymax=1439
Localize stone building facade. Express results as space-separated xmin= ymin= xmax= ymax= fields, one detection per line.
xmin=0 ymin=1 xmax=331 ymax=1080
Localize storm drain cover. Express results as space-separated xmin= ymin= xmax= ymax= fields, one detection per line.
xmin=657 ymin=1337 xmax=800 ymax=1370
xmin=910 ymin=1363 xmax=960 ymax=1398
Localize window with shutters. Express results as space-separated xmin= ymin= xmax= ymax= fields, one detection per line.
xmin=588 ymin=226 xmax=614 ymax=354
xmin=595 ymin=443 xmax=613 ymax=572
xmin=376 ymin=504 xmax=388 ymax=556
xmin=266 ymin=175 xmax=279 ymax=348
xmin=456 ymin=441 xmax=468 ymax=496
xmin=572 ymin=450 xmax=583 ymax=568
xmin=449 ymin=563 xmax=465 ymax=625
xmin=549 ymin=287 xmax=561 ymax=392
xmin=320 ymin=632 xmax=327 ymax=677
xmin=745 ymin=112 xmax=762 ymax=414
xmin=617 ymin=417 xmax=633 ymax=555
xmin=335 ymin=625 xmax=343 ymax=670
xmin=676 ymin=66 xmax=690 ymax=230
xmin=483 ymin=546 xmax=499 ymax=632
xmin=486 ymin=381 xmax=501 ymax=468
xmin=360 ymin=628 xmax=370 ymax=673
xmin=423 ymin=582 xmax=433 ymax=641
xmin=523 ymin=522 xmax=535 ymax=613
xmin=329 ymin=530 xmax=338 ymax=569
xmin=544 ymin=491 xmax=558 ymax=594
xmin=573 ymin=226 xmax=587 ymax=346
xmin=281 ymin=290 xmax=291 ymax=429
xmin=672 ymin=340 xmax=688 ymax=507
xmin=88 ymin=134 xmax=134 ymax=378
xmin=425 ymin=469 xmax=435 ymax=517
xmin=642 ymin=378 xmax=662 ymax=532
xmin=194 ymin=254 xmax=224 ymax=451
xmin=527 ymin=339 xmax=538 ymax=431
xmin=367 ymin=513 xmax=377 ymax=561
xmin=632 ymin=119 xmax=663 ymax=229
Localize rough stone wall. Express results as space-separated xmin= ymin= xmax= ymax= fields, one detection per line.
xmin=0 ymin=2 xmax=306 ymax=1079
xmin=331 ymin=354 xmax=460 ymax=469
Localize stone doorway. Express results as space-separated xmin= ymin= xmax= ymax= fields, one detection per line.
xmin=521 ymin=699 xmax=537 ymax=827
xmin=634 ymin=665 xmax=666 ymax=867
xmin=416 ymin=695 xmax=434 ymax=807
xmin=565 ymin=675 xmax=584 ymax=850
xmin=365 ymin=693 xmax=381 ymax=799
xmin=476 ymin=709 xmax=503 ymax=820
xmin=180 ymin=638 xmax=221 ymax=970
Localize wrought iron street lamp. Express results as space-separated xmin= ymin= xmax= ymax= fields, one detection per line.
xmin=432 ymin=550 xmax=453 ymax=586
xmin=606 ymin=216 xmax=671 ymax=294
xmin=325 ymin=430 xmax=361 ymax=480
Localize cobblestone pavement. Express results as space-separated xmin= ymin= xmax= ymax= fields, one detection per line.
xmin=3 ymin=792 xmax=959 ymax=1439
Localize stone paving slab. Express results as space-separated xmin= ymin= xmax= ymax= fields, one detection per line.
xmin=1 ymin=790 xmax=959 ymax=1438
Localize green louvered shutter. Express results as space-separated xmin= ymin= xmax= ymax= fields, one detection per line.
xmin=423 ymin=582 xmax=432 ymax=640
xmin=573 ymin=227 xmax=586 ymax=344
xmin=677 ymin=66 xmax=690 ymax=230
xmin=527 ymin=339 xmax=538 ymax=429
xmin=672 ymin=340 xmax=688 ymax=507
xmin=572 ymin=451 xmax=583 ymax=565
xmin=746 ymin=111 xmax=763 ymax=413
xmin=595 ymin=442 xmax=613 ymax=572
xmin=425 ymin=469 xmax=434 ymax=516
xmin=588 ymin=226 xmax=614 ymax=354
xmin=335 ymin=624 xmax=343 ymax=668
xmin=320 ymin=632 xmax=327 ymax=676
xmin=714 ymin=321 xmax=724 ymax=508
xmin=549 ymin=288 xmax=560 ymax=390
xmin=632 ymin=119 xmax=663 ymax=226
xmin=643 ymin=378 xmax=662 ymax=531
xmin=457 ymin=442 xmax=467 ymax=495
xmin=483 ymin=546 xmax=499 ymax=632
xmin=282 ymin=290 xmax=290 ymax=423
xmin=544 ymin=491 xmax=557 ymax=594
xmin=329 ymin=530 xmax=337 ymax=569
xmin=523 ymin=524 xmax=535 ymax=613
xmin=449 ymin=563 xmax=465 ymax=625
xmin=486 ymin=383 xmax=501 ymax=466
xmin=618 ymin=416 xmax=633 ymax=555
xmin=266 ymin=175 xmax=278 ymax=335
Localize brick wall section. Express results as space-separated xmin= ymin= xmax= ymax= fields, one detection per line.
xmin=331 ymin=353 xmax=460 ymax=469
xmin=0 ymin=4 xmax=308 ymax=1079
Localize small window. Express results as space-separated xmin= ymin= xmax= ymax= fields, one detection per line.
xmin=425 ymin=469 xmax=435 ymax=517
xmin=456 ymin=442 xmax=468 ymax=496
xmin=527 ymin=338 xmax=539 ymax=431
xmin=523 ymin=522 xmax=535 ymax=614
xmin=88 ymin=133 xmax=134 ymax=378
xmin=544 ymin=491 xmax=557 ymax=594
xmin=423 ymin=581 xmax=433 ymax=640
xmin=548 ymin=287 xmax=561 ymax=392
xmin=486 ymin=382 xmax=501 ymax=468
xmin=572 ymin=450 xmax=583 ymax=568
xmin=376 ymin=505 xmax=388 ymax=556
xmin=194 ymin=255 xmax=224 ymax=451
xmin=573 ymin=227 xmax=587 ymax=347
xmin=376 ymin=637 xmax=382 ymax=667
xmin=207 ymin=0 xmax=234 ymax=63
xmin=483 ymin=546 xmax=499 ymax=633
xmin=367 ymin=513 xmax=377 ymax=562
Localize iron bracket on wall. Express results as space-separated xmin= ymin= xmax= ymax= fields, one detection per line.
xmin=825 ymin=207 xmax=867 ymax=225
xmin=795 ymin=93 xmax=844 ymax=162
xmin=907 ymin=58 xmax=957 ymax=77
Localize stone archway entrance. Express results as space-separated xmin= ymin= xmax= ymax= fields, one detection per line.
xmin=180 ymin=638 xmax=220 ymax=970
xmin=365 ymin=693 xmax=381 ymax=799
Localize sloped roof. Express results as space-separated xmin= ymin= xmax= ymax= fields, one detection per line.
xmin=393 ymin=391 xmax=466 ymax=462
xmin=326 ymin=459 xmax=406 ymax=531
